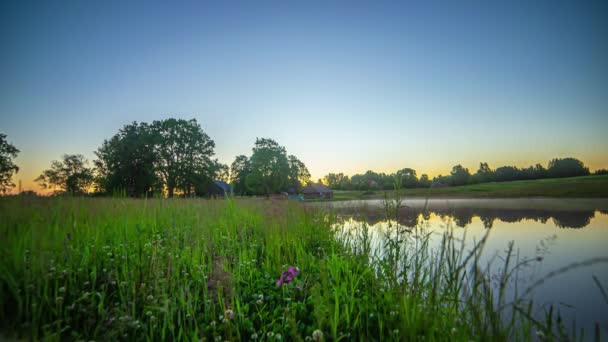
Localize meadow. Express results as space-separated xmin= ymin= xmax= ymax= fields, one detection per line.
xmin=329 ymin=175 xmax=608 ymax=201
xmin=0 ymin=196 xmax=584 ymax=341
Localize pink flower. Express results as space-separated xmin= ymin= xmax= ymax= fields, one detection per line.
xmin=277 ymin=266 xmax=300 ymax=286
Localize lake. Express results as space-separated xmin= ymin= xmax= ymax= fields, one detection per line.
xmin=311 ymin=198 xmax=608 ymax=338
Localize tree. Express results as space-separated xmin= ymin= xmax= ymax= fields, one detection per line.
xmin=0 ymin=133 xmax=19 ymax=194
xmin=547 ymin=157 xmax=589 ymax=178
xmin=151 ymin=118 xmax=215 ymax=197
xmin=450 ymin=165 xmax=471 ymax=186
xmin=212 ymin=160 xmax=230 ymax=183
xmin=396 ymin=168 xmax=418 ymax=188
xmin=246 ymin=138 xmax=289 ymax=196
xmin=494 ymin=166 xmax=521 ymax=182
xmin=35 ymin=154 xmax=93 ymax=194
xmin=230 ymin=155 xmax=251 ymax=195
xmin=94 ymin=122 xmax=159 ymax=196
xmin=472 ymin=162 xmax=494 ymax=184
xmin=323 ymin=173 xmax=350 ymax=190
xmin=287 ymin=155 xmax=311 ymax=193
xmin=419 ymin=174 xmax=431 ymax=188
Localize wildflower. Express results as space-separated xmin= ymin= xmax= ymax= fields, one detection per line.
xmin=277 ymin=266 xmax=300 ymax=286
xmin=451 ymin=327 xmax=457 ymax=335
xmin=267 ymin=332 xmax=274 ymax=338
xmin=224 ymin=309 xmax=234 ymax=320
xmin=312 ymin=329 xmax=323 ymax=341
xmin=251 ymin=333 xmax=258 ymax=340
xmin=275 ymin=334 xmax=282 ymax=340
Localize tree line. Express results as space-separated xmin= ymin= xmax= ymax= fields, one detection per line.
xmin=0 ymin=118 xmax=310 ymax=197
xmin=323 ymin=159 xmax=603 ymax=191
xmin=1 ymin=126 xmax=606 ymax=196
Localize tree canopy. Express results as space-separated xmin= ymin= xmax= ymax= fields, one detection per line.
xmin=94 ymin=122 xmax=159 ymax=196
xmin=35 ymin=154 xmax=93 ymax=194
xmin=0 ymin=133 xmax=20 ymax=194
xmin=246 ymin=138 xmax=290 ymax=196
xmin=151 ymin=118 xmax=215 ymax=197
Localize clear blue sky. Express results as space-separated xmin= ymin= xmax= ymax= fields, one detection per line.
xmin=1 ymin=1 xmax=607 ymax=191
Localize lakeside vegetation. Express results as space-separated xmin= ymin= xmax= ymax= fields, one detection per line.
xmin=0 ymin=196 xmax=586 ymax=341
xmin=326 ymin=175 xmax=608 ymax=201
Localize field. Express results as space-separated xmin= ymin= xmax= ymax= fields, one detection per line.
xmin=330 ymin=175 xmax=608 ymax=201
xmin=0 ymin=197 xmax=575 ymax=341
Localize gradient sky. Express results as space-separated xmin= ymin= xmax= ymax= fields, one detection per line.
xmin=1 ymin=1 xmax=607 ymax=193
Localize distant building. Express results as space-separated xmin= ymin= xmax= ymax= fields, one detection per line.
xmin=302 ymin=183 xmax=333 ymax=199
xmin=212 ymin=180 xmax=231 ymax=195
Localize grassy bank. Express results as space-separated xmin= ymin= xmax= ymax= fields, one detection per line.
xmin=329 ymin=175 xmax=608 ymax=201
xmin=0 ymin=197 xmax=574 ymax=340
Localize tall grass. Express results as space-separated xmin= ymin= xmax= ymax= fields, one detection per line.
xmin=0 ymin=196 xmax=592 ymax=340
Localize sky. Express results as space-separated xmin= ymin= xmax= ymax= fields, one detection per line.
xmin=1 ymin=1 xmax=607 ymax=193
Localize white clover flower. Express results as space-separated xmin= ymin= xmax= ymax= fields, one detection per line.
xmin=312 ymin=329 xmax=323 ymax=341
xmin=224 ymin=309 xmax=234 ymax=320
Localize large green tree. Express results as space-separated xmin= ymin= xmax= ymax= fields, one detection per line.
xmin=246 ymin=138 xmax=289 ymax=196
xmin=94 ymin=122 xmax=159 ymax=196
xmin=151 ymin=118 xmax=215 ymax=197
xmin=396 ymin=168 xmax=418 ymax=188
xmin=230 ymin=155 xmax=251 ymax=195
xmin=35 ymin=154 xmax=93 ymax=194
xmin=449 ymin=164 xmax=471 ymax=186
xmin=547 ymin=157 xmax=589 ymax=178
xmin=287 ymin=155 xmax=311 ymax=193
xmin=323 ymin=172 xmax=350 ymax=190
xmin=472 ymin=162 xmax=494 ymax=184
xmin=0 ymin=133 xmax=20 ymax=194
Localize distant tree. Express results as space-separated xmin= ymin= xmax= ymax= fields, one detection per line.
xmin=547 ymin=157 xmax=590 ymax=178
xmin=94 ymin=122 xmax=159 ymax=196
xmin=419 ymin=174 xmax=431 ymax=188
xmin=287 ymin=155 xmax=310 ymax=193
xmin=151 ymin=118 xmax=215 ymax=197
xmin=450 ymin=165 xmax=471 ymax=186
xmin=595 ymin=169 xmax=608 ymax=176
xmin=35 ymin=154 xmax=93 ymax=194
xmin=494 ymin=166 xmax=521 ymax=182
xmin=230 ymin=155 xmax=251 ymax=195
xmin=212 ymin=161 xmax=230 ymax=183
xmin=246 ymin=138 xmax=289 ymax=197
xmin=521 ymin=163 xmax=547 ymax=180
xmin=472 ymin=162 xmax=494 ymax=184
xmin=396 ymin=168 xmax=418 ymax=188
xmin=323 ymin=172 xmax=350 ymax=190
xmin=0 ymin=133 xmax=20 ymax=194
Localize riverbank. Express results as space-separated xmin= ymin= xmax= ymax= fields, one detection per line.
xmin=324 ymin=175 xmax=608 ymax=201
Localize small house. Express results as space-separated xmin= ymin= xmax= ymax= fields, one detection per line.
xmin=212 ymin=180 xmax=231 ymax=196
xmin=302 ymin=183 xmax=333 ymax=199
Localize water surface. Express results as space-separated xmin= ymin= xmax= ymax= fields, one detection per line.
xmin=311 ymin=198 xmax=608 ymax=337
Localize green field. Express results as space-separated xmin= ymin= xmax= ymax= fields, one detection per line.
xmin=329 ymin=175 xmax=608 ymax=201
xmin=0 ymin=196 xmax=569 ymax=341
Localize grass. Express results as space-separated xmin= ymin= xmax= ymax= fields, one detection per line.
xmin=328 ymin=175 xmax=608 ymax=201
xmin=0 ymin=196 xmax=591 ymax=341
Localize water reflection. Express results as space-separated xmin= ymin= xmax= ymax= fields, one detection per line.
xmin=318 ymin=199 xmax=608 ymax=339
xmin=324 ymin=205 xmax=608 ymax=229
